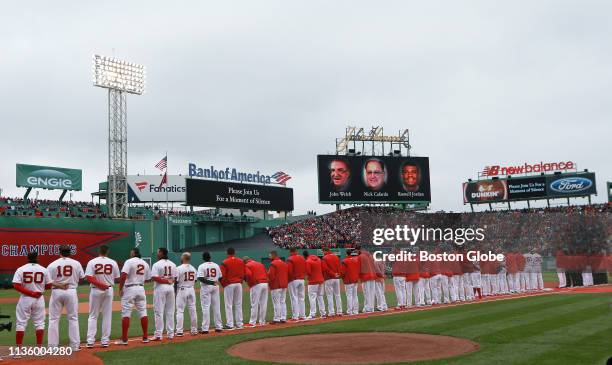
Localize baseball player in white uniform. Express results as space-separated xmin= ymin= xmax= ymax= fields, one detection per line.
xmin=47 ymin=245 xmax=85 ymax=350
xmin=197 ymin=251 xmax=223 ymax=333
xmin=13 ymin=251 xmax=52 ymax=347
xmin=117 ymin=248 xmax=151 ymax=345
xmin=85 ymin=245 xmax=120 ymax=348
xmin=175 ymin=252 xmax=198 ymax=336
xmin=151 ymin=247 xmax=178 ymax=340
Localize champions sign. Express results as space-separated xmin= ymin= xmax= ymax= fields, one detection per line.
xmin=16 ymin=164 xmax=82 ymax=191
xmin=0 ymin=227 xmax=128 ymax=273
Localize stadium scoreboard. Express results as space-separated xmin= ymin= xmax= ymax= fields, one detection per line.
xmin=186 ymin=178 xmax=294 ymax=211
xmin=317 ymin=155 xmax=431 ymax=204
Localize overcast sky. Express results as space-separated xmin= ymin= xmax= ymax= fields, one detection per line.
xmin=2 ymin=1 xmax=611 ymax=215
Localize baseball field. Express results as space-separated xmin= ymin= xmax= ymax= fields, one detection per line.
xmin=1 ymin=275 xmax=610 ymax=365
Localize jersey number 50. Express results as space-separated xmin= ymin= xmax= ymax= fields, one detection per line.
xmin=23 ymin=272 xmax=44 ymax=284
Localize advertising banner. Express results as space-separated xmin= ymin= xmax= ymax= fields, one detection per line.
xmin=463 ymin=180 xmax=508 ymax=203
xmin=128 ymin=175 xmax=186 ymax=202
xmin=545 ymin=173 xmax=597 ymax=198
xmin=186 ymin=178 xmax=294 ymax=211
xmin=507 ymin=177 xmax=547 ymax=200
xmin=317 ymin=155 xmax=431 ymax=203
xmin=16 ymin=164 xmax=82 ymax=191
xmin=463 ymin=172 xmax=596 ymax=204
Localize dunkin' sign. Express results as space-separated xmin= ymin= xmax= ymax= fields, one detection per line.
xmin=463 ymin=180 xmax=508 ymax=203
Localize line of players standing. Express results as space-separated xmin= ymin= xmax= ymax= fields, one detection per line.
xmin=12 ymin=244 xmax=546 ymax=350
xmin=389 ymin=249 xmax=546 ymax=308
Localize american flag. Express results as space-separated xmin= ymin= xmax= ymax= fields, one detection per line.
xmin=155 ymin=156 xmax=167 ymax=171
xmin=272 ymin=171 xmax=292 ymax=185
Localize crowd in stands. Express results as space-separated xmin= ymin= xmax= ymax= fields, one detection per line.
xmin=0 ymin=197 xmax=107 ymax=219
xmin=0 ymin=196 xmax=256 ymax=222
xmin=268 ymin=204 xmax=612 ymax=255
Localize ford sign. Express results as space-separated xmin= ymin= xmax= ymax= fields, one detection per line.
xmin=549 ymin=177 xmax=593 ymax=194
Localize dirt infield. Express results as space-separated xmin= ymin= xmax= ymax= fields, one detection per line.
xmin=227 ymin=332 xmax=479 ymax=364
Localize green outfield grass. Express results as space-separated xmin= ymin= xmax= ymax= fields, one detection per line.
xmin=96 ymin=293 xmax=611 ymax=365
xmin=1 ymin=275 xmax=610 ymax=365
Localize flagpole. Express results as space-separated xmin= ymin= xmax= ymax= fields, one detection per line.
xmin=165 ymin=151 xmax=169 ymax=251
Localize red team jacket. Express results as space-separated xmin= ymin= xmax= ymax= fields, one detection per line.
xmin=515 ymin=253 xmax=526 ymax=272
xmin=506 ymin=253 xmax=518 ymax=274
xmin=268 ymin=257 xmax=289 ymax=289
xmin=341 ymin=255 xmax=360 ymax=284
xmin=405 ymin=257 xmax=420 ymax=282
xmin=305 ymin=255 xmax=324 ymax=285
xmin=391 ymin=259 xmax=408 ymax=277
xmin=287 ymin=252 xmax=306 ymax=281
xmin=245 ymin=260 xmax=268 ymax=288
xmin=358 ymin=251 xmax=377 ymax=282
xmin=221 ymin=255 xmax=245 ymax=287
xmin=322 ymin=252 xmax=341 ymax=280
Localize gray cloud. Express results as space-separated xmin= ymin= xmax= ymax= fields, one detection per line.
xmin=1 ymin=1 xmax=611 ymax=214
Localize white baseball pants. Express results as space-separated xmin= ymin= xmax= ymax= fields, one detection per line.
xmin=87 ymin=286 xmax=114 ymax=345
xmin=176 ymin=287 xmax=197 ymax=334
xmin=154 ymin=285 xmax=175 ymax=338
xmin=307 ymin=284 xmax=326 ymax=317
xmin=249 ymin=283 xmax=268 ymax=325
xmin=361 ymin=280 xmax=375 ymax=312
xmin=15 ymin=295 xmax=46 ymax=332
xmin=223 ymin=283 xmax=243 ymax=328
xmin=288 ymin=279 xmax=306 ymax=319
xmin=200 ymin=284 xmax=222 ymax=331
xmin=48 ymin=288 xmax=79 ymax=348
xmin=271 ymin=288 xmax=287 ymax=322
xmin=344 ymin=283 xmax=359 ymax=314
xmin=324 ymin=279 xmax=342 ymax=315
xmin=375 ymin=280 xmax=387 ymax=310
xmin=393 ymin=276 xmax=406 ymax=307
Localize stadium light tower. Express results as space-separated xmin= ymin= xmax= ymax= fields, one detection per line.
xmin=92 ymin=54 xmax=146 ymax=218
